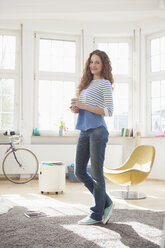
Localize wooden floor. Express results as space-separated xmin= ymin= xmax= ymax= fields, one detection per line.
xmin=0 ymin=178 xmax=165 ymax=211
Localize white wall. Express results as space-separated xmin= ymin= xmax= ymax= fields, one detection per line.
xmin=141 ymin=138 xmax=165 ymax=180
xmin=0 ymin=17 xmax=165 ymax=180
xmin=0 ymin=144 xmax=123 ymax=174
xmin=1 ymin=138 xmax=164 ymax=180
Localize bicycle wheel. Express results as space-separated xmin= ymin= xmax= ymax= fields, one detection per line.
xmin=2 ymin=147 xmax=39 ymax=184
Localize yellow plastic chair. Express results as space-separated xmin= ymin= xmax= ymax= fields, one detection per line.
xmin=104 ymin=145 xmax=155 ymax=199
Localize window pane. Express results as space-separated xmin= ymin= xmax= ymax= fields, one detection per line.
xmin=119 ymin=43 xmax=129 ymax=58
xmin=161 ymin=55 xmax=165 ymax=70
xmin=150 ymin=36 xmax=165 ymax=72
xmin=105 ymin=83 xmax=128 ymax=131
xmin=152 ymin=115 xmax=160 ymax=131
xmin=161 ymin=80 xmax=165 ymax=96
xmin=98 ymin=43 xmax=108 ymax=51
xmin=2 ymin=96 xmax=14 ymax=112
xmin=109 ymin=43 xmax=118 ymax=60
xmin=161 ymin=97 xmax=165 ymax=111
xmin=0 ymin=35 xmax=16 ymax=70
xmin=0 ymin=79 xmax=14 ymax=130
xmin=98 ymin=42 xmax=129 ymax=75
xmin=151 ymin=80 xmax=165 ymax=131
xmin=114 ymin=84 xmax=128 ymax=117
xmin=38 ymin=80 xmax=75 ymax=131
xmin=151 ymin=38 xmax=160 ymax=56
xmin=150 ymin=35 xmax=165 ymax=131
xmin=0 ymin=113 xmax=13 ymax=130
xmin=118 ymin=59 xmax=129 ymax=74
xmin=161 ymin=37 xmax=165 ymax=54
xmin=39 ymin=39 xmax=76 ymax=73
xmin=151 ymin=98 xmax=160 ymax=114
xmin=161 ymin=116 xmax=165 ymax=130
xmin=151 ymin=81 xmax=160 ymax=97
xmin=151 ymin=55 xmax=160 ymax=72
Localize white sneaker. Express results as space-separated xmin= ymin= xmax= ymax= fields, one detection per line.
xmin=78 ymin=216 xmax=101 ymax=225
xmin=102 ymin=203 xmax=115 ymax=224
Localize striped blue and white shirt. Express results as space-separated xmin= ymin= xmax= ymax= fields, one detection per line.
xmin=76 ymin=79 xmax=113 ymax=131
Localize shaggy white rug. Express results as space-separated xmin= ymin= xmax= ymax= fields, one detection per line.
xmin=0 ymin=205 xmax=164 ymax=248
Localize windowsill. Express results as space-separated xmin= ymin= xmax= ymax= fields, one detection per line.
xmin=31 ymin=135 xmax=135 ymax=139
xmin=2 ymin=134 xmax=165 ymax=146
xmin=31 ymin=135 xmax=136 ymax=145
xmin=0 ymin=135 xmax=11 ymax=142
xmin=30 ymin=135 xmax=165 ymax=145
xmin=141 ymin=136 xmax=165 ymax=139
xmin=31 ymin=135 xmax=79 ymax=144
xmin=32 ymin=135 xmax=79 ymax=138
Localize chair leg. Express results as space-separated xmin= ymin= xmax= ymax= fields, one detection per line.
xmin=126 ymin=185 xmax=130 ymax=193
xmin=109 ymin=185 xmax=147 ymax=200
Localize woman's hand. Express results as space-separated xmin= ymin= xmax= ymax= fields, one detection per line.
xmin=70 ymin=98 xmax=80 ymax=113
xmin=70 ymin=105 xmax=79 ymax=113
xmin=74 ymin=100 xmax=85 ymax=109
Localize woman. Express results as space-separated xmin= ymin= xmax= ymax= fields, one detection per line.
xmin=71 ymin=49 xmax=114 ymax=225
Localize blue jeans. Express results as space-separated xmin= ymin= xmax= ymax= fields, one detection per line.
xmin=75 ymin=126 xmax=112 ymax=221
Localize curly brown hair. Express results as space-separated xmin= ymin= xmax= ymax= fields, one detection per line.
xmin=77 ymin=49 xmax=114 ymax=96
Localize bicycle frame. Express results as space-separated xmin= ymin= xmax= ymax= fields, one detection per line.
xmin=0 ymin=141 xmax=22 ymax=167
xmin=0 ymin=141 xmax=13 ymax=153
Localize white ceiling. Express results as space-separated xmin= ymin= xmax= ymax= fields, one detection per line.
xmin=0 ymin=0 xmax=165 ymax=22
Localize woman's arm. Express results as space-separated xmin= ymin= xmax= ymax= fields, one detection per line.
xmin=72 ymin=81 xmax=113 ymax=116
xmin=103 ymin=81 xmax=113 ymax=116
xmin=74 ymin=100 xmax=105 ymax=115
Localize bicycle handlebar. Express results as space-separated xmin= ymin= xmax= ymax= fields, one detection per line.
xmin=9 ymin=135 xmax=22 ymax=145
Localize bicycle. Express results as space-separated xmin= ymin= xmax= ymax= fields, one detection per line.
xmin=1 ymin=135 xmax=39 ymax=184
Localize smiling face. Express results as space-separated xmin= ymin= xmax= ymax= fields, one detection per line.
xmin=89 ymin=54 xmax=103 ymax=80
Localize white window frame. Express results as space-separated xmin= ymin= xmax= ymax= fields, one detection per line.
xmin=0 ymin=29 xmax=20 ymax=133
xmin=146 ymin=31 xmax=165 ymax=136
xmin=34 ymin=32 xmax=81 ymax=135
xmin=94 ymin=37 xmax=133 ymax=136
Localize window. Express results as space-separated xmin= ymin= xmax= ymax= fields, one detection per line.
xmin=98 ymin=42 xmax=129 ymax=75
xmin=38 ymin=80 xmax=75 ymax=131
xmin=39 ymin=39 xmax=76 ymax=73
xmin=35 ymin=33 xmax=80 ymax=135
xmin=151 ymin=80 xmax=165 ymax=131
xmin=95 ymin=38 xmax=132 ymax=133
xmin=150 ymin=37 xmax=165 ymax=72
xmin=147 ymin=33 xmax=165 ymax=133
xmin=0 ymin=31 xmax=19 ymax=132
